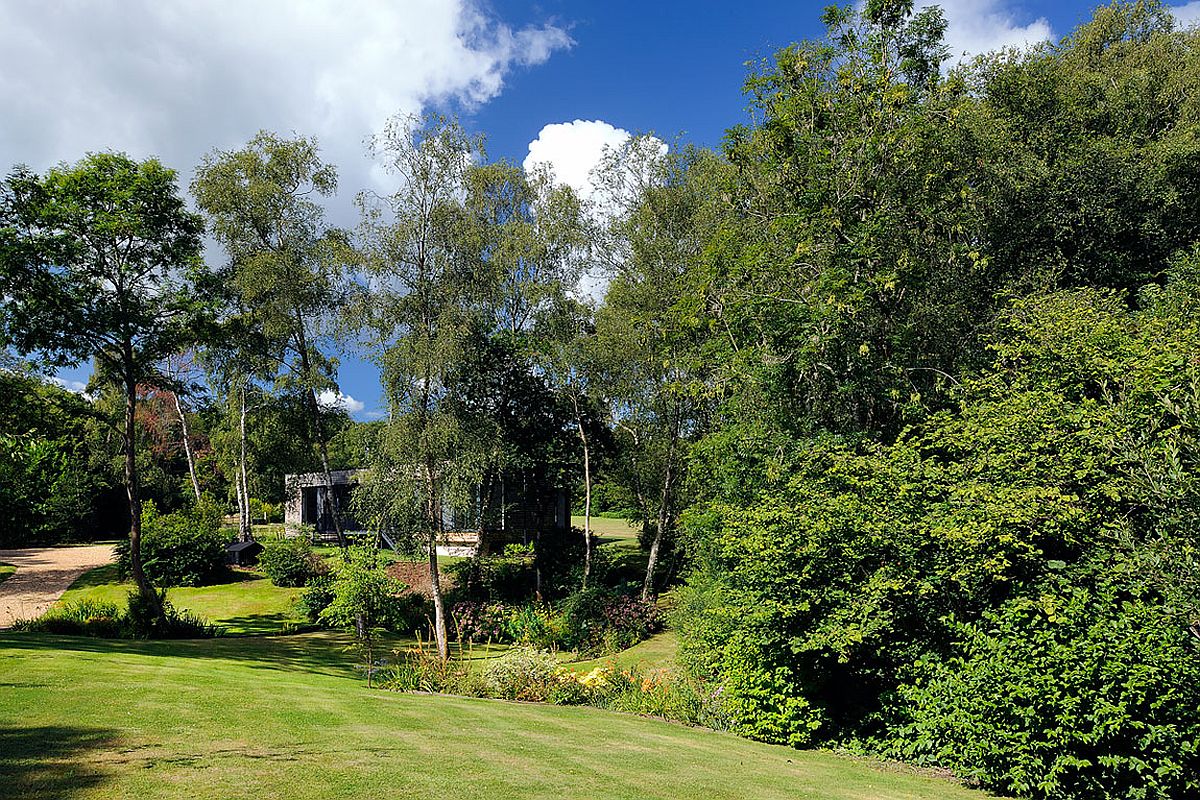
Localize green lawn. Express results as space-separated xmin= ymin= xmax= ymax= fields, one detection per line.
xmin=566 ymin=631 xmax=680 ymax=674
xmin=0 ymin=631 xmax=988 ymax=800
xmin=57 ymin=564 xmax=308 ymax=635
xmin=573 ymin=514 xmax=640 ymax=547
xmin=0 ymin=563 xmax=14 ymax=586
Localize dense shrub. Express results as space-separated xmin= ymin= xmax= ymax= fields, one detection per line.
xmin=297 ymin=574 xmax=335 ymax=622
xmin=674 ymin=284 xmax=1200 ymax=792
xmin=879 ymin=585 xmax=1200 ymax=800
xmin=117 ymin=500 xmax=230 ymax=586
xmin=557 ymin=587 xmax=661 ymax=655
xmin=451 ymin=590 xmax=660 ymax=655
xmin=451 ymin=600 xmax=510 ymax=642
xmin=258 ymin=536 xmax=324 ymax=587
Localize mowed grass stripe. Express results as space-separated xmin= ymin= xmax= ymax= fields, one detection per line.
xmin=0 ymin=632 xmax=988 ymax=800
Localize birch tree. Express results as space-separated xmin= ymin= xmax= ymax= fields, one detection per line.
xmin=192 ymin=132 xmax=351 ymax=546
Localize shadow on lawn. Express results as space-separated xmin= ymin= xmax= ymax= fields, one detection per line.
xmin=0 ymin=631 xmax=370 ymax=680
xmin=0 ymin=725 xmax=119 ymax=799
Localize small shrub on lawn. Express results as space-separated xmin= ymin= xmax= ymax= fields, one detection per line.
xmin=116 ymin=499 xmax=229 ymax=587
xmin=259 ymin=537 xmax=324 ymax=587
xmin=478 ymin=645 xmax=563 ymax=701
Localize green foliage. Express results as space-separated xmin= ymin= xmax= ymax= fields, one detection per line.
xmin=477 ymin=645 xmax=564 ymax=701
xmin=317 ymin=546 xmax=412 ymax=684
xmin=14 ymin=591 xmax=218 ymax=639
xmin=448 ymin=543 xmax=537 ymax=601
xmin=12 ymin=598 xmax=123 ymax=637
xmin=452 ymin=589 xmax=661 ymax=656
xmin=117 ymin=500 xmax=230 ymax=587
xmin=247 ymin=497 xmax=282 ymax=523
xmin=121 ymin=589 xmax=220 ymax=639
xmin=556 ymin=587 xmax=662 ymax=655
xmin=317 ymin=547 xmax=407 ymax=633
xmin=884 ymin=586 xmax=1200 ymax=800
xmin=297 ymin=573 xmax=336 ymax=623
xmin=676 ymin=275 xmax=1200 ymax=788
xmin=0 ymin=374 xmax=109 ymax=546
xmin=258 ymin=536 xmax=324 ymax=587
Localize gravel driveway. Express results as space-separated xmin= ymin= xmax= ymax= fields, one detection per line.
xmin=0 ymin=544 xmax=115 ymax=628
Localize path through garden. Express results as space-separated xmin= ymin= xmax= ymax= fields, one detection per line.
xmin=0 ymin=545 xmax=115 ymax=628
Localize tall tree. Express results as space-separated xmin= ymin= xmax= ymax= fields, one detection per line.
xmin=538 ymin=298 xmax=602 ymax=587
xmin=352 ymin=113 xmax=492 ymax=660
xmin=0 ymin=153 xmax=206 ymax=607
xmin=594 ymin=139 xmax=719 ymax=600
xmin=192 ymin=132 xmax=351 ymax=546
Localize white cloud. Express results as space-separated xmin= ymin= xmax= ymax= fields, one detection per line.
xmin=317 ymin=390 xmax=365 ymax=414
xmin=524 ymin=120 xmax=635 ymax=205
xmin=524 ymin=120 xmax=669 ymax=304
xmin=50 ymin=377 xmax=88 ymax=394
xmin=921 ymin=0 xmax=1053 ymax=61
xmin=1172 ymin=2 xmax=1200 ymax=27
xmin=0 ymin=1 xmax=571 ymax=228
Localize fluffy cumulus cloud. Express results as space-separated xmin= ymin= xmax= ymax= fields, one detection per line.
xmin=921 ymin=0 xmax=1053 ymax=61
xmin=0 ymin=1 xmax=571 ymax=226
xmin=523 ymin=119 xmax=669 ymax=212
xmin=523 ymin=119 xmax=635 ymax=204
xmin=317 ymin=390 xmax=365 ymax=414
xmin=1172 ymin=2 xmax=1200 ymax=26
xmin=524 ymin=120 xmax=669 ymax=302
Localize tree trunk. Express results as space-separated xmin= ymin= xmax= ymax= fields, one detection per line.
xmin=237 ymin=384 xmax=252 ymax=542
xmin=572 ymin=394 xmax=593 ymax=589
xmin=173 ymin=391 xmax=202 ymax=503
xmin=123 ymin=364 xmax=161 ymax=616
xmin=642 ymin=450 xmax=674 ymax=602
xmin=425 ymin=461 xmax=449 ymax=661
xmin=295 ymin=316 xmax=345 ymax=549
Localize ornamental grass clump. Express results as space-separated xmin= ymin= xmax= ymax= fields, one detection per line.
xmin=14 ymin=590 xmax=219 ymax=639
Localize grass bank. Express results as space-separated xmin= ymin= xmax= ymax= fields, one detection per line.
xmin=0 ymin=631 xmax=990 ymax=800
xmin=57 ymin=564 xmax=307 ymax=635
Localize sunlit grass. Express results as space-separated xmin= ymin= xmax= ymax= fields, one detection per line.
xmin=0 ymin=630 xmax=990 ymax=800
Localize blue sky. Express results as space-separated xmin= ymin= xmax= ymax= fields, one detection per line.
xmin=7 ymin=0 xmax=1197 ymax=417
